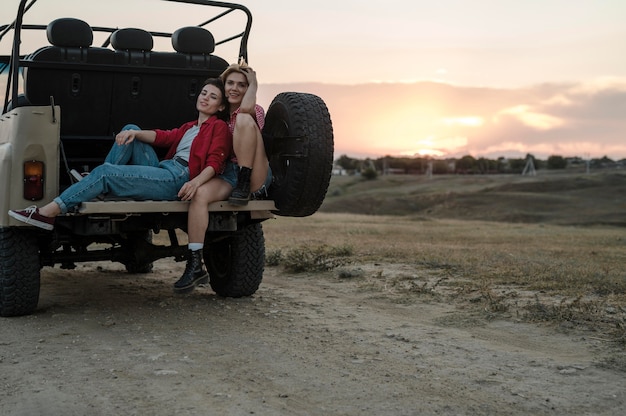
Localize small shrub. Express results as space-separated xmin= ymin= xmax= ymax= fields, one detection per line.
xmin=282 ymin=244 xmax=353 ymax=273
xmin=361 ymin=167 xmax=378 ymax=180
xmin=265 ymin=249 xmax=284 ymax=267
xmin=337 ymin=267 xmax=365 ymax=279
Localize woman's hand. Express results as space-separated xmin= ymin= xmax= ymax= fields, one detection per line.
xmin=115 ymin=130 xmax=136 ymax=145
xmin=241 ymin=66 xmax=258 ymax=87
xmin=239 ymin=66 xmax=258 ymax=114
xmin=115 ymin=129 xmax=157 ymax=145
xmin=178 ymin=178 xmax=201 ymax=201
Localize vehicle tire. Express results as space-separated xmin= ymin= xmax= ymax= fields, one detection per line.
xmin=0 ymin=228 xmax=40 ymax=317
xmin=263 ymin=92 xmax=334 ymax=217
xmin=204 ymin=223 xmax=264 ymax=297
xmin=123 ymin=231 xmax=154 ymax=274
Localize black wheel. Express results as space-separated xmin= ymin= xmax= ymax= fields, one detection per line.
xmin=0 ymin=227 xmax=41 ymax=317
xmin=263 ymin=92 xmax=334 ymax=217
xmin=203 ymin=223 xmax=265 ymax=297
xmin=123 ymin=231 xmax=154 ymax=274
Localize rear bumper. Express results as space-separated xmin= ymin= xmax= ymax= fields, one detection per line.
xmin=77 ymin=199 xmax=276 ymax=220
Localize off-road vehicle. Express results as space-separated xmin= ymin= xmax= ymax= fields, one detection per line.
xmin=0 ymin=0 xmax=334 ymax=317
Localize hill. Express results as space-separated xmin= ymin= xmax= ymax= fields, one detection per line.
xmin=320 ymin=170 xmax=626 ymax=226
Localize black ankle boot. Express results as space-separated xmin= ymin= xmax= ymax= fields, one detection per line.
xmin=174 ymin=249 xmax=209 ymax=294
xmin=228 ymin=166 xmax=252 ymax=206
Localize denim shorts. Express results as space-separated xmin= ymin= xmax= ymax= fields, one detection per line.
xmin=218 ymin=161 xmax=238 ymax=188
xmin=218 ymin=161 xmax=273 ymax=198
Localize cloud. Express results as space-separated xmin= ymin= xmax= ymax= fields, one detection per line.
xmin=567 ymin=77 xmax=626 ymax=96
xmin=541 ymin=81 xmax=626 ymax=121
xmin=495 ymin=105 xmax=564 ymax=130
xmin=5 ymin=76 xmax=619 ymax=160
xmin=257 ymin=79 xmax=626 ymax=159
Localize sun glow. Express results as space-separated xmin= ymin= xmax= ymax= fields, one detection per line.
xmin=398 ymin=135 xmax=469 ymax=158
xmin=440 ymin=117 xmax=484 ymax=127
xmin=401 ymin=148 xmax=446 ymax=157
xmin=294 ymin=75 xmax=626 ymax=161
xmin=343 ymin=100 xmax=484 ymax=158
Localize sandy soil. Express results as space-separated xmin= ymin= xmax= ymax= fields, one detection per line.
xmin=1 ymin=259 xmax=625 ymax=416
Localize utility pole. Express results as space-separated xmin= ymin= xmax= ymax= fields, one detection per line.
xmin=522 ymin=155 xmax=536 ymax=176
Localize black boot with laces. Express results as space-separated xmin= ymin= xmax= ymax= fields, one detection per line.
xmin=174 ymin=249 xmax=209 ymax=294
xmin=228 ymin=166 xmax=252 ymax=206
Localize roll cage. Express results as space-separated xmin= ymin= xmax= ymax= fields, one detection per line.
xmin=0 ymin=0 xmax=252 ymax=114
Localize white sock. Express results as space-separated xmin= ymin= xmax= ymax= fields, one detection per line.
xmin=188 ymin=243 xmax=204 ymax=252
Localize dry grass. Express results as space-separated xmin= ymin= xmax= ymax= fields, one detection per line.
xmin=263 ymin=212 xmax=626 ymax=344
xmin=263 ymin=170 xmax=626 ymax=354
xmin=322 ymin=171 xmax=626 ymax=226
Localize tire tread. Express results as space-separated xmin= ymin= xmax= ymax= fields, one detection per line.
xmin=0 ymin=228 xmax=41 ymax=317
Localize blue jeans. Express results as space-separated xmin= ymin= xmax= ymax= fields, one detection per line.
xmin=54 ymin=124 xmax=189 ymax=214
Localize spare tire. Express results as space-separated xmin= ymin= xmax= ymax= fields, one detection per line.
xmin=263 ymin=92 xmax=334 ymax=217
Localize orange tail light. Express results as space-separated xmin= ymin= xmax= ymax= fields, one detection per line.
xmin=23 ymin=160 xmax=45 ymax=201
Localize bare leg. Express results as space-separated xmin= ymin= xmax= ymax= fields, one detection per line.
xmin=249 ymin=127 xmax=269 ymax=192
xmin=187 ymin=178 xmax=233 ymax=244
xmin=233 ymin=113 xmax=269 ymax=192
xmin=175 ymin=178 xmax=233 ymax=293
xmin=38 ymin=201 xmax=62 ymax=218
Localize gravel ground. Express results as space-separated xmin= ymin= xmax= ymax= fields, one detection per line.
xmin=1 ymin=259 xmax=624 ymax=415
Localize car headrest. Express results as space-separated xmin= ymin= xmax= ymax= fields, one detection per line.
xmin=111 ymin=28 xmax=154 ymax=51
xmin=172 ymin=26 xmax=215 ymax=54
xmin=46 ymin=18 xmax=93 ymax=47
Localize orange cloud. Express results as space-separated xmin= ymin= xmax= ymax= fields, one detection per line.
xmin=258 ymin=79 xmax=626 ymax=159
xmin=495 ymin=105 xmax=564 ymax=130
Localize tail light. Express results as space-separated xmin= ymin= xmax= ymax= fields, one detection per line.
xmin=23 ymin=160 xmax=45 ymax=201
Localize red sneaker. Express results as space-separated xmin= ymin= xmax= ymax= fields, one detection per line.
xmin=8 ymin=205 xmax=55 ymax=230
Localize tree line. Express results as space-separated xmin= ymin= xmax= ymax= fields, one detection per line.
xmin=335 ymin=154 xmax=622 ymax=176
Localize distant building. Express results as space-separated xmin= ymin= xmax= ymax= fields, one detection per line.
xmin=332 ymin=164 xmax=347 ymax=175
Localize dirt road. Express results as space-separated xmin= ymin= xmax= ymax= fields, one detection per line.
xmin=1 ymin=260 xmax=624 ymax=415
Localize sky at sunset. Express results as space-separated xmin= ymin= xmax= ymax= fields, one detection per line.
xmin=3 ymin=0 xmax=626 ymax=160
